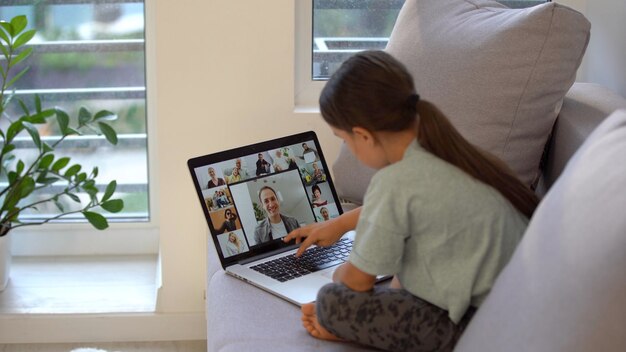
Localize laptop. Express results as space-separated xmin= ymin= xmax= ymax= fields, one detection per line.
xmin=187 ymin=131 xmax=355 ymax=306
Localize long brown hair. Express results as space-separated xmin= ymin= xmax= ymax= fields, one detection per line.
xmin=319 ymin=50 xmax=538 ymax=218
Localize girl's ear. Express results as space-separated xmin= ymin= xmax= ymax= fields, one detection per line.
xmin=352 ymin=126 xmax=376 ymax=146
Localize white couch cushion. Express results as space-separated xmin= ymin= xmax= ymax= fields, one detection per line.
xmin=386 ymin=0 xmax=590 ymax=185
xmin=455 ymin=109 xmax=626 ymax=352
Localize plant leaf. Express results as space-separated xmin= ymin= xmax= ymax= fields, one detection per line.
xmin=42 ymin=142 xmax=53 ymax=153
xmin=102 ymin=180 xmax=117 ymax=202
xmin=16 ymin=160 xmax=24 ymax=175
xmin=83 ymin=211 xmax=109 ymax=230
xmin=91 ymin=167 xmax=99 ymax=178
xmin=94 ymin=110 xmax=117 ymax=121
xmin=7 ymin=207 xmax=20 ymax=223
xmin=98 ymin=122 xmax=118 ymax=145
xmin=9 ymin=46 xmax=33 ymax=68
xmin=19 ymin=176 xmax=35 ymax=198
xmin=0 ymin=21 xmax=14 ymax=37
xmin=7 ymin=171 xmax=17 ymax=184
xmin=0 ymin=25 xmax=10 ymax=44
xmin=22 ymin=121 xmax=41 ymax=149
xmin=65 ymin=127 xmax=81 ymax=136
xmin=10 ymin=15 xmax=27 ymax=35
xmin=52 ymin=157 xmax=70 ymax=172
xmin=76 ymin=172 xmax=87 ymax=183
xmin=78 ymin=107 xmax=91 ymax=126
xmin=6 ymin=120 xmax=23 ymax=142
xmin=26 ymin=108 xmax=55 ymax=124
xmin=83 ymin=186 xmax=99 ymax=200
xmin=0 ymin=42 xmax=9 ymax=60
xmin=17 ymin=98 xmax=29 ymax=115
xmin=34 ymin=93 xmax=41 ymax=114
xmin=38 ymin=154 xmax=54 ymax=169
xmin=37 ymin=176 xmax=59 ymax=185
xmin=6 ymin=66 xmax=29 ymax=89
xmin=101 ymin=199 xmax=124 ymax=213
xmin=55 ymin=108 xmax=70 ymax=134
xmin=66 ymin=192 xmax=81 ymax=203
xmin=1 ymin=144 xmax=15 ymax=155
xmin=53 ymin=200 xmax=64 ymax=213
xmin=64 ymin=164 xmax=81 ymax=178
xmin=13 ymin=29 xmax=36 ymax=49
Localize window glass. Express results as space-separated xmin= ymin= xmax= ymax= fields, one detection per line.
xmin=0 ymin=1 xmax=148 ymax=222
xmin=312 ymin=0 xmax=548 ymax=80
xmin=313 ymin=0 xmax=403 ymax=80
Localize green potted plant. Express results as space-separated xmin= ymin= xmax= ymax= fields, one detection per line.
xmin=0 ymin=15 xmax=124 ymax=290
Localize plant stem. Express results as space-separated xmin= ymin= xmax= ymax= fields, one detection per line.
xmin=0 ymin=177 xmax=83 ymax=225
xmin=9 ymin=206 xmax=98 ymax=230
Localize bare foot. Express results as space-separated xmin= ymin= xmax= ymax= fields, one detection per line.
xmin=301 ymin=303 xmax=343 ymax=341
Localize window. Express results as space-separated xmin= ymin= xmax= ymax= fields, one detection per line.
xmin=1 ymin=1 xmax=156 ymax=256
xmin=312 ymin=0 xmax=404 ymax=80
xmin=0 ymin=0 xmax=149 ymax=224
xmin=296 ymin=0 xmax=548 ymax=110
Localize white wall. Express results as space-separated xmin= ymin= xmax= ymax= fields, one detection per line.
xmin=152 ymin=0 xmax=336 ymax=317
xmin=557 ymin=0 xmax=626 ymax=97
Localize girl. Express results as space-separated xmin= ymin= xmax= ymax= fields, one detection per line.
xmin=284 ymin=51 xmax=538 ymax=352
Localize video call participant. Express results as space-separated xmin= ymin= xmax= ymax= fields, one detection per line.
xmin=225 ymin=232 xmax=245 ymax=256
xmin=311 ymin=184 xmax=328 ymax=207
xmin=207 ymin=167 xmax=225 ymax=188
xmin=319 ymin=207 xmax=330 ymax=221
xmin=256 ymin=153 xmax=271 ymax=176
xmin=299 ymin=142 xmax=319 ymax=162
xmin=254 ymin=186 xmax=300 ymax=244
xmin=215 ymin=208 xmax=238 ymax=234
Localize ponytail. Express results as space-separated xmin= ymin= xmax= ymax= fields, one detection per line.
xmin=416 ymin=100 xmax=539 ymax=218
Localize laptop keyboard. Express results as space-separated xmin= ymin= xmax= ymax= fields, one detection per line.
xmin=250 ymin=238 xmax=353 ymax=282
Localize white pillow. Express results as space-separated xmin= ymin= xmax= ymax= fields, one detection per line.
xmin=386 ymin=0 xmax=590 ymax=185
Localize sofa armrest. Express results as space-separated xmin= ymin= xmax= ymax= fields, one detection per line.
xmin=538 ymin=83 xmax=626 ymax=193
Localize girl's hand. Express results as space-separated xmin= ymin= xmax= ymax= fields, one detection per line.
xmin=284 ymin=220 xmax=345 ymax=257
xmin=284 ymin=206 xmax=362 ymax=257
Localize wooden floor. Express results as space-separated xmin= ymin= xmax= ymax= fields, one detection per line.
xmin=0 ymin=340 xmax=207 ymax=352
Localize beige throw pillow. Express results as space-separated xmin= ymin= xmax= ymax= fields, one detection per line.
xmin=386 ymin=0 xmax=590 ymax=185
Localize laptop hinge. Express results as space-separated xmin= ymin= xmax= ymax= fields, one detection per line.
xmin=238 ymin=244 xmax=298 ymax=265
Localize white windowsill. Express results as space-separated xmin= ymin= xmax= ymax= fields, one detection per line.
xmin=0 ymin=254 xmax=158 ymax=314
xmin=0 ymin=255 xmax=209 ymax=344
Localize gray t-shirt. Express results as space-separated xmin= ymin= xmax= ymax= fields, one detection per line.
xmin=349 ymin=141 xmax=528 ymax=323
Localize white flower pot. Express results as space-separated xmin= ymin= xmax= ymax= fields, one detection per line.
xmin=0 ymin=232 xmax=11 ymax=291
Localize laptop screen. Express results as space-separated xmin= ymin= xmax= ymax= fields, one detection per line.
xmin=187 ymin=131 xmax=343 ymax=267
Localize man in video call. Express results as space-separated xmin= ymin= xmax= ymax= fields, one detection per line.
xmin=254 ymin=186 xmax=300 ymax=244
xmin=256 ymin=153 xmax=271 ymax=176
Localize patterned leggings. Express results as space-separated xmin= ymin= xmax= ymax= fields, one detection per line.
xmin=315 ymin=283 xmax=476 ymax=352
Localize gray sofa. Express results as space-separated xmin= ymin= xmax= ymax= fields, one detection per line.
xmin=206 ymin=83 xmax=626 ymax=351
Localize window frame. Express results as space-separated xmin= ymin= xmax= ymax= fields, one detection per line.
xmin=10 ymin=0 xmax=158 ymax=256
xmin=294 ymin=0 xmax=325 ymax=112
